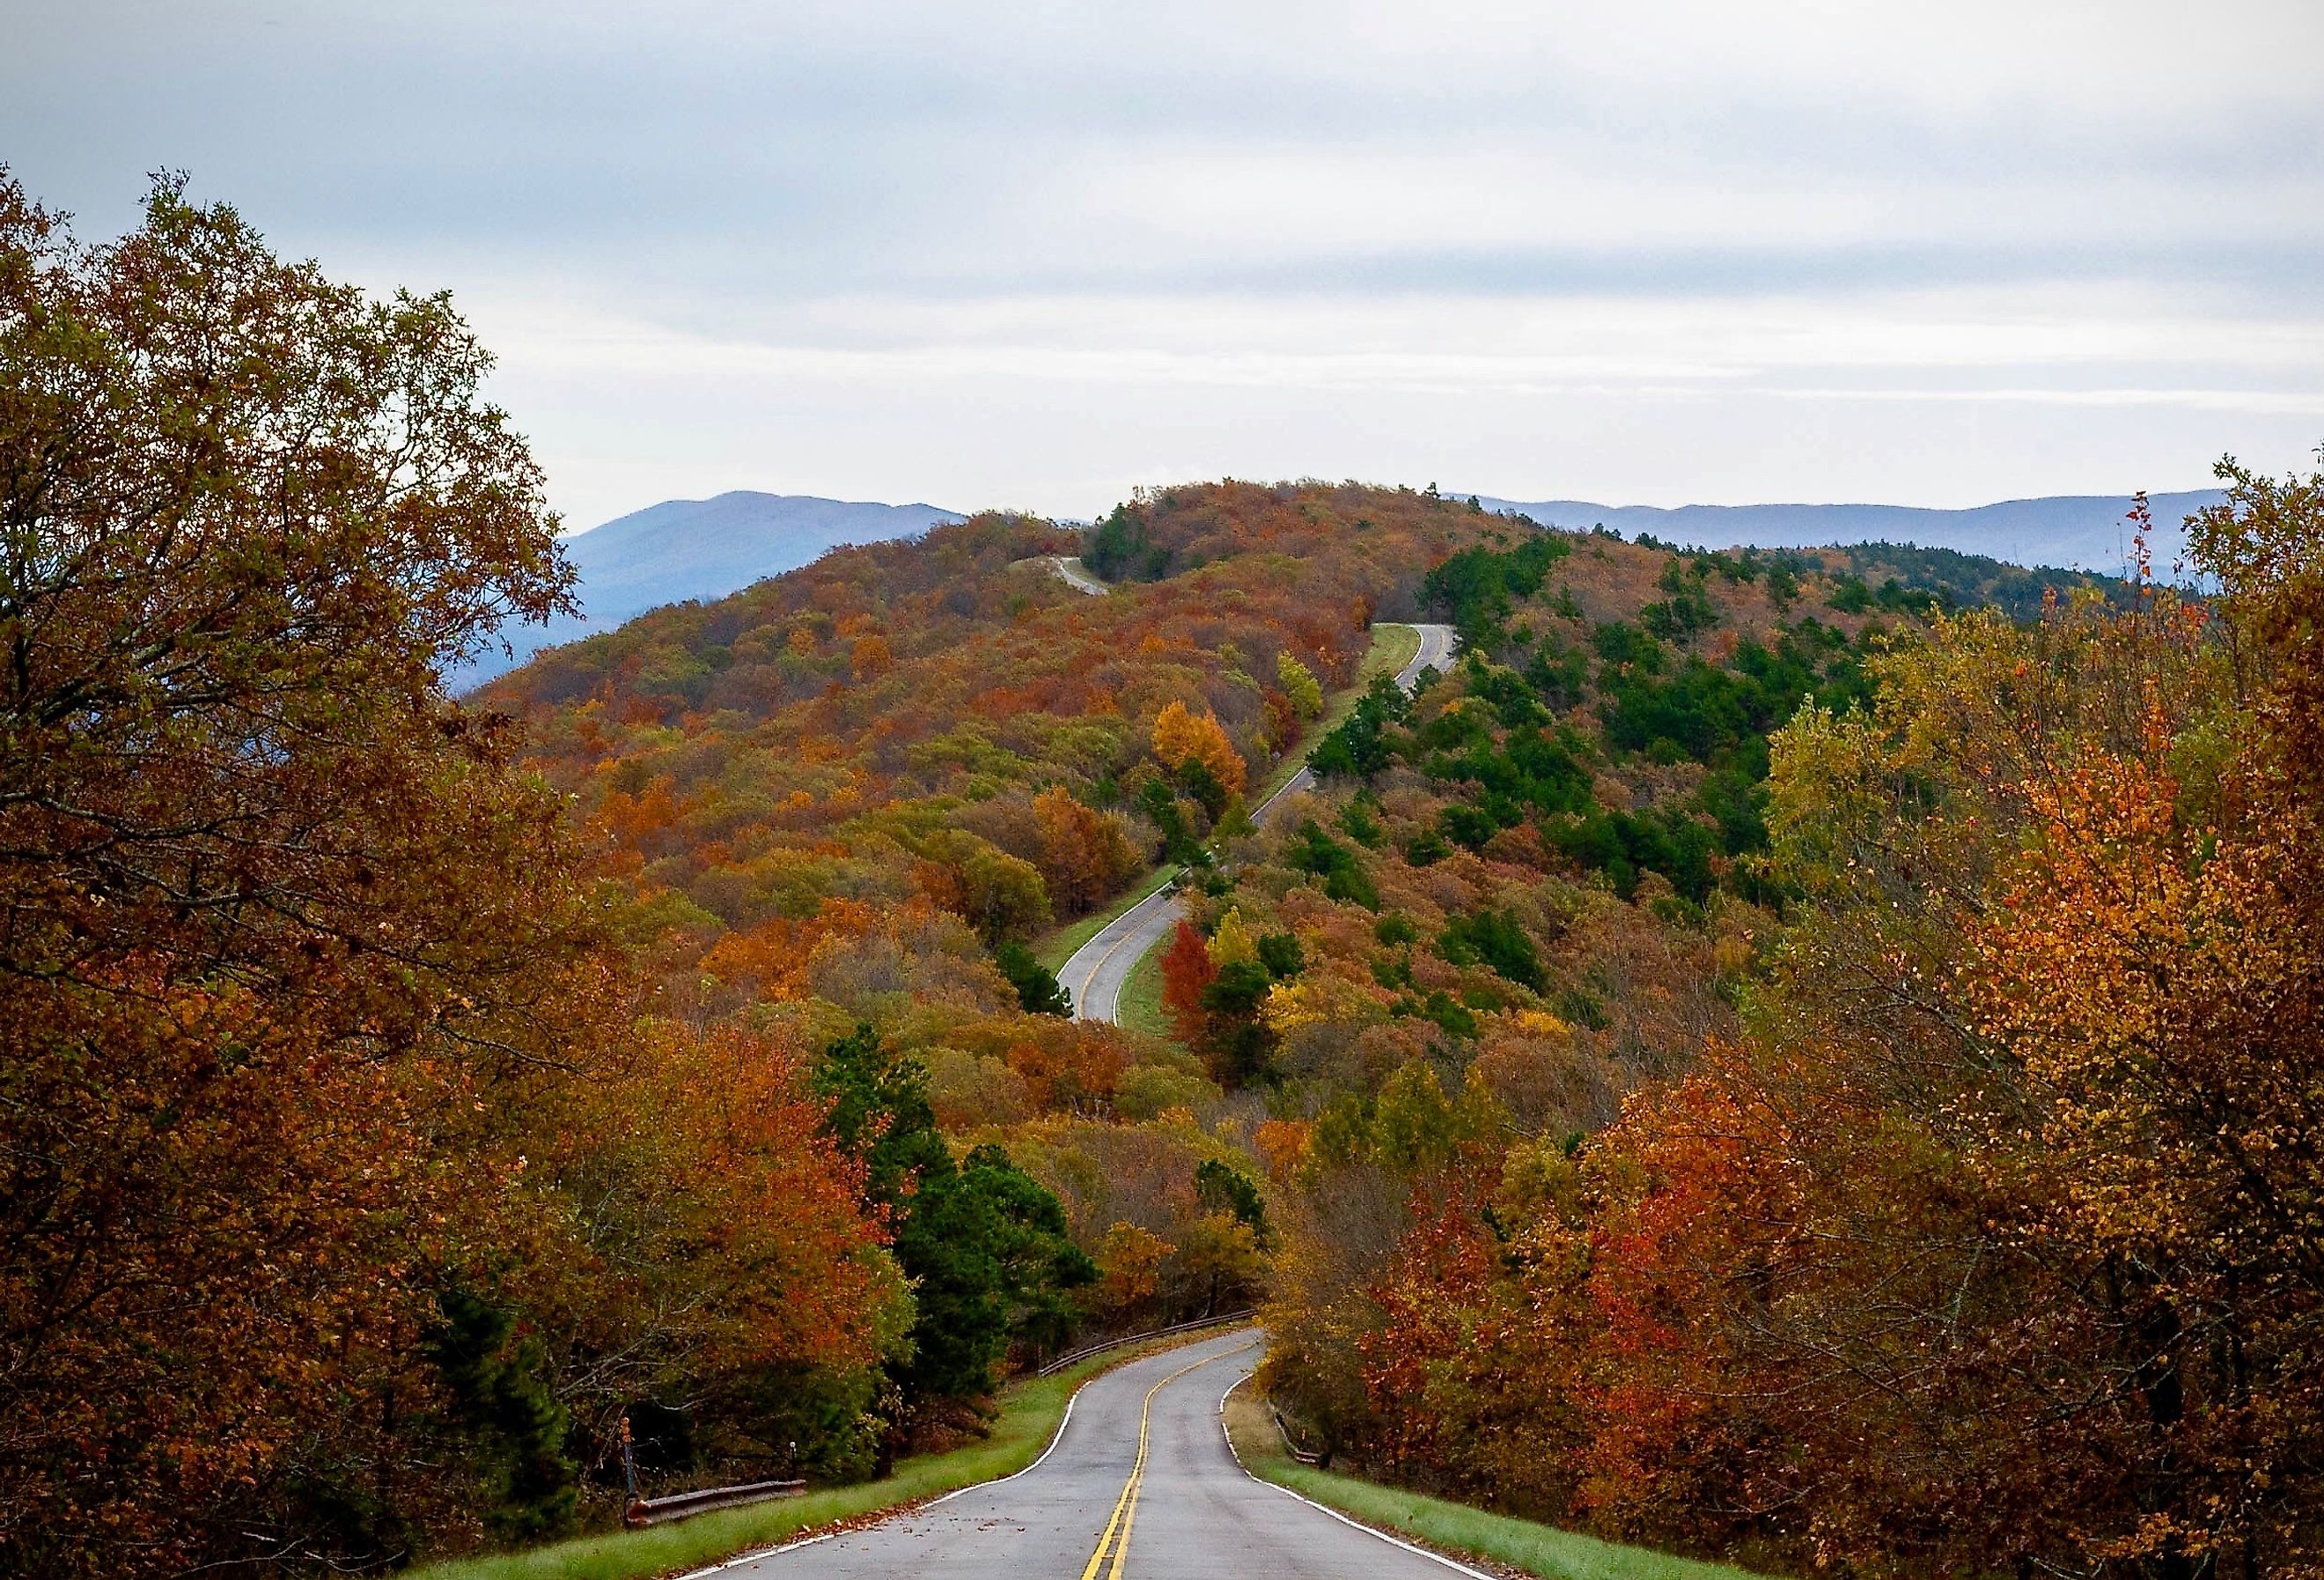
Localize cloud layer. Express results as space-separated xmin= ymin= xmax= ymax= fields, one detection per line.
xmin=9 ymin=0 xmax=2321 ymax=525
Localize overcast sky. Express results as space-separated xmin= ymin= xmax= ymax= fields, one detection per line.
xmin=8 ymin=0 xmax=2323 ymax=528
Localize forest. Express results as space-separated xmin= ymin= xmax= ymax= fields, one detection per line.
xmin=5 ymin=171 xmax=2321 ymax=1580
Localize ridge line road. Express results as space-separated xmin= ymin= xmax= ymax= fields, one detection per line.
xmin=1057 ymin=621 xmax=1457 ymax=1025
xmin=727 ymin=1329 xmax=1483 ymax=1577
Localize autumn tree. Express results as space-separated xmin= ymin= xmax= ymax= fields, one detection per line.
xmin=1159 ymin=919 xmax=1218 ymax=1047
xmin=1276 ymin=650 xmax=1324 ymax=717
xmin=1033 ymin=783 xmax=1142 ymax=914
xmin=0 ymin=170 xmax=599 ymax=1576
xmin=1152 ymin=698 xmax=1247 ymax=801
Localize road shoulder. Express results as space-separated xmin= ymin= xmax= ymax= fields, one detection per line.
xmin=411 ymin=1328 xmax=1239 ymax=1580
xmin=1220 ymin=1378 xmax=1763 ymax=1580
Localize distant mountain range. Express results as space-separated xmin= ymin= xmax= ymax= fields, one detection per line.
xmin=458 ymin=485 xmax=2227 ymax=690
xmin=1469 ymin=490 xmax=2227 ymax=577
xmin=457 ymin=492 xmax=962 ymax=687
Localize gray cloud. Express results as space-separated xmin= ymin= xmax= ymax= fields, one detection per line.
xmin=6 ymin=0 xmax=2321 ymax=525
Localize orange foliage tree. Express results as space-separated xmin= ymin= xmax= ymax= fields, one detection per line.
xmin=1033 ymin=783 xmax=1142 ymax=915
xmin=1159 ymin=920 xmax=1219 ymax=1047
xmin=0 ymin=172 xmax=907 ymax=1577
xmin=1151 ymin=699 xmax=1247 ymax=797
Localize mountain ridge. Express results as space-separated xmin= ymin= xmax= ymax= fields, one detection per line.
xmin=462 ymin=484 xmax=2225 ymax=690
xmin=456 ymin=490 xmax=963 ymax=687
xmin=1470 ymin=488 xmax=2226 ymax=575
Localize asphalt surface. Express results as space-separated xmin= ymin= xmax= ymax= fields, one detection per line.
xmin=1058 ymin=622 xmax=1457 ymax=1023
xmin=725 ymin=1329 xmax=1476 ymax=1579
xmin=1049 ymin=555 xmax=1110 ymax=596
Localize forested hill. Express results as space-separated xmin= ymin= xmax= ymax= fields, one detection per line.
xmin=454 ymin=491 xmax=964 ymax=687
xmin=479 ymin=477 xmax=2214 ymax=1576
xmin=485 ymin=484 xmax=1492 ymax=974
xmin=488 ymin=481 xmax=2134 ymax=1040
xmin=1474 ymin=487 xmax=2226 ymax=573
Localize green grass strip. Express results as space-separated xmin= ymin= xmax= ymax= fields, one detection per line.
xmin=413 ymin=1332 xmax=1215 ymax=1580
xmin=1114 ymin=938 xmax=1173 ymax=1041
xmin=1222 ymin=1384 xmax=1764 ymax=1580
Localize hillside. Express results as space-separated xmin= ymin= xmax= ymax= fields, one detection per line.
xmin=489 ymin=481 xmax=2094 ymax=1257
xmin=454 ymin=491 xmax=962 ymax=687
xmin=457 ymin=488 xmax=2203 ymax=691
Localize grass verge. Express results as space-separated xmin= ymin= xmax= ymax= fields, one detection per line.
xmin=414 ymin=1332 xmax=1216 ymax=1580
xmin=1116 ymin=940 xmax=1173 ymax=1041
xmin=1221 ymin=1382 xmax=1764 ymax=1580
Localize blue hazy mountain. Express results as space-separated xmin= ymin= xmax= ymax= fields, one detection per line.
xmin=1469 ymin=490 xmax=2227 ymax=577
xmin=460 ymin=491 xmax=962 ymax=688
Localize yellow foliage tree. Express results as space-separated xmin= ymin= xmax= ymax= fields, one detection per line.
xmin=1208 ymin=907 xmax=1259 ymax=969
xmin=1151 ymin=700 xmax=1246 ymax=797
xmin=1261 ymin=971 xmax=1389 ymax=1037
xmin=1276 ymin=651 xmax=1324 ymax=717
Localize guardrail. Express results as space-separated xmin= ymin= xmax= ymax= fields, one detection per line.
xmin=1271 ymin=1408 xmax=1325 ymax=1466
xmin=1035 ymin=1309 xmax=1257 ymax=1378
xmin=615 ymin=1312 xmax=1258 ymax=1527
xmin=623 ymin=1475 xmax=805 ymax=1529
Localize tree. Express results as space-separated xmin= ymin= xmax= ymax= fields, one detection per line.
xmin=814 ymin=1030 xmax=1093 ymax=1408
xmin=0 ymin=171 xmax=604 ymax=1576
xmin=1276 ymin=651 xmax=1324 ymax=717
xmin=1033 ymin=783 xmax=1140 ymax=914
xmin=1159 ymin=920 xmax=1218 ymax=1047
xmin=1151 ymin=699 xmax=1247 ymax=797
xmin=1195 ymin=1158 xmax=1270 ymax=1246
xmin=890 ymin=1146 xmax=1097 ymax=1400
xmin=996 ymin=940 xmax=1072 ymax=1016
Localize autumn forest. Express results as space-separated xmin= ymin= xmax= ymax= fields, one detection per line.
xmin=7 ymin=175 xmax=2324 ymax=1580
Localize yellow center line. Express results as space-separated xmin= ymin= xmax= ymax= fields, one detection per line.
xmin=1076 ymin=880 xmax=1180 ymax=1007
xmin=1077 ymin=1343 xmax=1254 ymax=1580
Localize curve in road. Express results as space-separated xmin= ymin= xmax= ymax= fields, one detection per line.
xmin=1050 ymin=556 xmax=1109 ymax=597
xmin=720 ymin=1329 xmax=1481 ymax=1579
xmin=1056 ymin=622 xmax=1456 ymax=1024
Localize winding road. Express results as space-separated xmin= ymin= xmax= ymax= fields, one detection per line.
xmin=1056 ymin=621 xmax=1456 ymax=1024
xmin=718 ymin=1329 xmax=1481 ymax=1579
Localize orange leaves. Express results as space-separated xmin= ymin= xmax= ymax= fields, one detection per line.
xmin=1003 ymin=1025 xmax=1128 ymax=1112
xmin=533 ymin=1018 xmax=904 ymax=1445
xmin=1159 ymin=920 xmax=1217 ymax=1047
xmin=1150 ymin=700 xmax=1247 ymax=797
xmin=1254 ymin=1118 xmax=1312 ymax=1182
xmin=1032 ymin=784 xmax=1142 ymax=915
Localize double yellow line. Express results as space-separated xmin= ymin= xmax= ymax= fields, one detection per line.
xmin=1077 ymin=1348 xmax=1243 ymax=1579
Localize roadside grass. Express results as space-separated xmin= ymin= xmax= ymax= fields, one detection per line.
xmin=1221 ymin=1383 xmax=1765 ymax=1580
xmin=412 ymin=1332 xmax=1219 ymax=1580
xmin=1247 ymin=621 xmax=1423 ymax=808
xmin=1116 ymin=941 xmax=1173 ymax=1041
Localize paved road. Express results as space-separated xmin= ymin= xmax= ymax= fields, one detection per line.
xmin=1050 ymin=555 xmax=1109 ymax=596
xmin=1057 ymin=623 xmax=1456 ymax=1023
xmin=724 ymin=1329 xmax=1475 ymax=1579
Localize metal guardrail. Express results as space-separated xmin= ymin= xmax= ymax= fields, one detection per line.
xmin=623 ymin=1475 xmax=805 ymax=1528
xmin=1271 ymin=1408 xmax=1324 ymax=1466
xmin=1035 ymin=1309 xmax=1257 ymax=1378
xmin=614 ymin=1312 xmax=1256 ymax=1526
